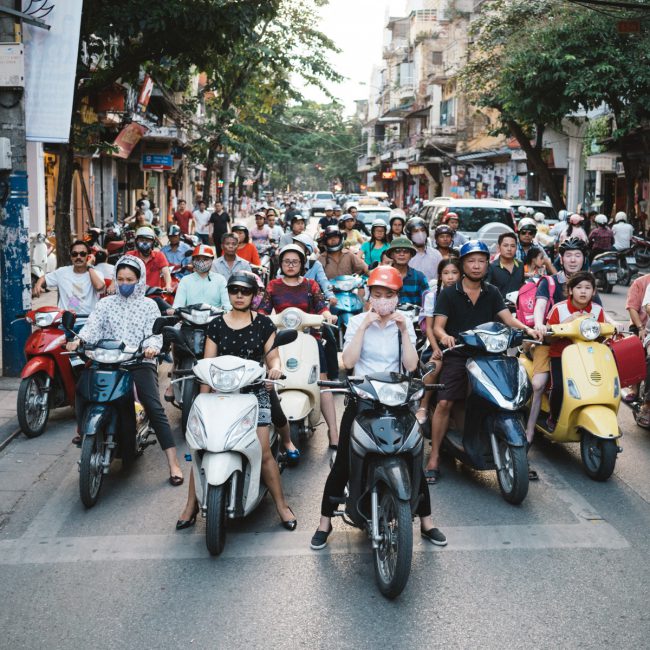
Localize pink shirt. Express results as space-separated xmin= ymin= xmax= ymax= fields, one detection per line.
xmin=628 ymin=274 xmax=650 ymax=327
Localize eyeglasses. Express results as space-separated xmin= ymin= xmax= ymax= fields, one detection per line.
xmin=70 ymin=251 xmax=88 ymax=258
xmin=282 ymin=259 xmax=301 ymax=266
xmin=227 ymin=287 xmax=254 ymax=296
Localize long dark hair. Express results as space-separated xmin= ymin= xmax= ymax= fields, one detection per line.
xmin=435 ymin=258 xmax=462 ymax=298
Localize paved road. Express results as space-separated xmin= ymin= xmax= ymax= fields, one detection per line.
xmin=1 ymin=285 xmax=649 ymax=649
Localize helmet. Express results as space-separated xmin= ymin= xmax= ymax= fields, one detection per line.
xmin=443 ymin=211 xmax=460 ymax=223
xmin=333 ymin=205 xmax=342 ymax=213
xmin=386 ymin=236 xmax=416 ymax=257
xmin=367 ymin=265 xmax=403 ymax=291
xmin=404 ymin=216 xmax=428 ymax=238
xmin=135 ymin=227 xmax=156 ymax=240
xmin=340 ymin=213 xmax=355 ymax=222
xmin=278 ymin=244 xmax=306 ymax=266
xmin=370 ymin=219 xmax=387 ymax=233
xmin=517 ymin=205 xmax=528 ymax=216
xmin=459 ymin=241 xmax=490 ymax=259
xmin=569 ymin=213 xmax=584 ymax=226
xmin=389 ymin=213 xmax=406 ymax=226
xmin=168 ymin=225 xmax=181 ymax=237
xmin=192 ymin=244 xmax=215 ymax=259
xmin=292 ymin=233 xmax=315 ymax=255
xmin=266 ymin=207 xmax=279 ymax=217
xmin=558 ymin=237 xmax=588 ymax=256
xmin=227 ymin=273 xmax=258 ymax=293
xmin=434 ymin=224 xmax=454 ymax=238
xmin=518 ymin=218 xmax=537 ymax=234
xmin=254 ymin=211 xmax=266 ymax=219
xmin=290 ymin=213 xmax=306 ymax=223
xmin=232 ymin=224 xmax=248 ymax=234
xmin=324 ymin=205 xmax=334 ymax=211
xmin=615 ymin=211 xmax=627 ymax=223
xmin=533 ymin=212 xmax=546 ymax=223
xmin=594 ymin=214 xmax=608 ymax=226
xmin=321 ymin=225 xmax=344 ymax=252
xmin=390 ymin=208 xmax=406 ymax=219
xmin=558 ymin=209 xmax=568 ymax=221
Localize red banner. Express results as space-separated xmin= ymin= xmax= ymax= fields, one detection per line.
xmin=137 ymin=75 xmax=154 ymax=113
xmin=111 ymin=122 xmax=148 ymax=159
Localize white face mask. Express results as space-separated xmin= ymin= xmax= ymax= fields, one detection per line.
xmin=369 ymin=295 xmax=398 ymax=316
xmin=411 ymin=231 xmax=427 ymax=246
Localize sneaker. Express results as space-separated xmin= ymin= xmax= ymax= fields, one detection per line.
xmin=421 ymin=527 xmax=447 ymax=547
xmin=310 ymin=527 xmax=332 ymax=550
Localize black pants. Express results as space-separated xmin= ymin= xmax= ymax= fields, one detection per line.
xmin=270 ymin=390 xmax=287 ymax=428
xmin=320 ymin=400 xmax=431 ymax=518
xmin=322 ymin=325 xmax=340 ymax=380
xmin=76 ymin=363 xmax=175 ymax=451
xmin=550 ymin=357 xmax=564 ymax=420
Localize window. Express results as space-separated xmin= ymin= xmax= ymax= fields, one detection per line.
xmin=432 ymin=51 xmax=443 ymax=65
xmin=440 ymin=98 xmax=455 ymax=127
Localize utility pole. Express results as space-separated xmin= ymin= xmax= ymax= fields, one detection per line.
xmin=0 ymin=1 xmax=30 ymax=376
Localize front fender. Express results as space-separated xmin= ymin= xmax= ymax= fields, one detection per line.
xmin=21 ymin=356 xmax=55 ymax=379
xmin=80 ymin=404 xmax=112 ymax=436
xmin=202 ymin=451 xmax=243 ymax=486
xmin=575 ymin=405 xmax=620 ymax=440
xmin=370 ymin=457 xmax=412 ymax=502
xmin=278 ymin=390 xmax=313 ymax=422
xmin=491 ymin=413 xmax=527 ymax=447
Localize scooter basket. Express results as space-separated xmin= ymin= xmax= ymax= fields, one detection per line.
xmin=606 ymin=334 xmax=646 ymax=388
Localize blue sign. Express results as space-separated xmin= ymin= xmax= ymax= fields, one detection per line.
xmin=142 ymin=153 xmax=173 ymax=169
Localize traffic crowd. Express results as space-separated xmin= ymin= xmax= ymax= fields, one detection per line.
xmin=27 ymin=193 xmax=649 ymax=552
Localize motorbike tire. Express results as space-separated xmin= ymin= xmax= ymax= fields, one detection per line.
xmin=205 ymin=483 xmax=227 ymax=556
xmin=181 ymin=377 xmax=198 ymax=433
xmin=495 ymin=440 xmax=529 ymax=505
xmin=635 ymin=250 xmax=650 ymax=269
xmin=602 ymin=279 xmax=613 ymax=294
xmin=373 ymin=488 xmax=412 ymax=599
xmin=289 ymin=421 xmax=302 ymax=449
xmin=79 ymin=429 xmax=106 ymax=508
xmin=580 ymin=433 xmax=617 ymax=481
xmin=620 ymin=268 xmax=631 ymax=287
xmin=17 ymin=373 xmax=50 ymax=438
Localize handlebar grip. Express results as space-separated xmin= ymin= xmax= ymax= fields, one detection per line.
xmin=318 ymin=380 xmax=345 ymax=388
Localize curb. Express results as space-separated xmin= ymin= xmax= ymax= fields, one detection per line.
xmin=0 ymin=426 xmax=21 ymax=452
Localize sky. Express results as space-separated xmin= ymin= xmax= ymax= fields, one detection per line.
xmin=300 ymin=0 xmax=406 ymax=114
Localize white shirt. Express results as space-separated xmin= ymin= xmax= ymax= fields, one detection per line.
xmin=45 ymin=266 xmax=103 ymax=315
xmin=344 ymin=313 xmax=416 ymax=377
xmin=94 ymin=262 xmax=115 ymax=281
xmin=612 ymin=222 xmax=634 ymax=250
xmin=193 ymin=209 xmax=212 ymax=235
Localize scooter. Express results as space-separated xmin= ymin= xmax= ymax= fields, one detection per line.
xmin=318 ymin=371 xmax=433 ymax=599
xmin=591 ymin=251 xmax=619 ymax=294
xmin=62 ymin=313 xmax=157 ymax=508
xmin=330 ymin=275 xmax=364 ymax=349
xmin=442 ymin=322 xmax=532 ymax=505
xmin=519 ymin=316 xmax=622 ymax=481
xmin=15 ymin=307 xmax=86 ymax=438
xmin=269 ymin=308 xmax=324 ymax=448
xmin=30 ymin=232 xmax=56 ymax=287
xmin=631 ymin=234 xmax=650 ymax=269
xmin=180 ymin=330 xmax=296 ymax=556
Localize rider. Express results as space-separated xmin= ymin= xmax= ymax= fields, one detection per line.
xmin=257 ymin=245 xmax=340 ymax=452
xmin=425 ymin=241 xmax=540 ymax=483
xmin=279 ymin=214 xmax=312 ymax=248
xmin=516 ymin=218 xmax=556 ymax=275
xmin=310 ymin=265 xmax=447 ymax=550
xmin=318 ymin=225 xmax=368 ymax=279
xmin=558 ymin=214 xmax=588 ymax=245
xmin=433 ymin=224 xmax=457 ymax=259
xmin=67 ymin=255 xmax=184 ymax=484
xmin=347 ymin=206 xmax=370 ymax=236
xmin=442 ymin=212 xmax=468 ymax=248
xmin=175 ymin=272 xmax=297 ymax=530
xmin=388 ymin=212 xmax=406 ymax=242
xmin=161 ymin=225 xmax=192 ymax=274
xmin=291 ymin=233 xmax=335 ymax=305
xmin=360 ymin=220 xmax=389 ymax=266
xmin=384 ymin=237 xmax=428 ymax=306
xmin=212 ymin=232 xmax=252 ymax=280
xmin=588 ymin=214 xmax=614 ymax=260
xmin=612 ymin=211 xmax=634 ymax=251
xmin=266 ymin=211 xmax=284 ymax=245
xmin=251 ymin=211 xmax=272 ymax=252
xmin=318 ymin=206 xmax=338 ymax=232
xmin=487 ymin=232 xmax=525 ymax=298
xmin=339 ymin=212 xmax=366 ymax=248
xmin=231 ymin=224 xmax=261 ymax=266
xmin=405 ymin=217 xmax=442 ymax=282
xmin=127 ymin=227 xmax=173 ymax=292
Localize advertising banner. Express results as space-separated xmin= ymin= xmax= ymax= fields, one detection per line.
xmin=111 ymin=123 xmax=149 ymax=159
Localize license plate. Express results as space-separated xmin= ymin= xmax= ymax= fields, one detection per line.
xmin=607 ymin=272 xmax=618 ymax=282
xmin=626 ymin=256 xmax=636 ymax=264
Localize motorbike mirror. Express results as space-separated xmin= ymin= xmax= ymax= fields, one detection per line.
xmin=162 ymin=325 xmax=195 ymax=358
xmin=183 ymin=250 xmax=193 ymax=257
xmin=61 ymin=311 xmax=76 ymax=332
xmin=271 ymin=330 xmax=298 ymax=349
xmin=152 ymin=316 xmax=175 ymax=335
xmin=421 ymin=361 xmax=437 ymax=377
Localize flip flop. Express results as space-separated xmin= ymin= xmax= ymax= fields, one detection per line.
xmin=164 ymin=393 xmax=175 ymax=403
xmin=528 ymin=469 xmax=539 ymax=481
xmin=424 ymin=468 xmax=440 ymax=484
xmin=168 ymin=475 xmax=184 ymax=487
xmin=415 ymin=407 xmax=428 ymax=425
xmin=623 ymin=393 xmax=638 ymax=404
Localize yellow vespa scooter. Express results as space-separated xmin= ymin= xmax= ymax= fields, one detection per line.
xmin=519 ymin=316 xmax=622 ymax=481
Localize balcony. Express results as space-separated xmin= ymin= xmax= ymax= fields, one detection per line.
xmin=357 ymin=154 xmax=380 ymax=172
xmin=396 ymin=83 xmax=415 ymax=100
xmin=419 ymin=127 xmax=459 ymax=149
xmin=383 ymin=38 xmax=408 ymax=59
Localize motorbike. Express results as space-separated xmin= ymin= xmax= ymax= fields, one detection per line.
xmin=30 ymin=232 xmax=57 ymax=287
xmin=179 ymin=330 xmax=296 ymax=556
xmin=61 ymin=312 xmax=157 ymax=508
xmin=85 ymin=224 xmax=128 ymax=265
xmin=632 ymin=234 xmax=650 ymax=270
xmin=15 ymin=307 xmax=86 ymax=438
xmin=330 ymin=275 xmax=365 ymax=349
xmin=269 ymin=308 xmax=325 ymax=449
xmin=519 ymin=316 xmax=622 ymax=480
xmin=154 ymin=304 xmax=222 ymax=431
xmin=591 ymin=251 xmax=619 ymax=294
xmin=318 ymin=371 xmax=433 ymax=599
xmin=397 ymin=302 xmax=426 ymax=349
xmin=442 ymin=322 xmax=532 ymax=505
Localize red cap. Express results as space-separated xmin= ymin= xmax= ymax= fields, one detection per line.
xmin=192 ymin=244 xmax=215 ymax=258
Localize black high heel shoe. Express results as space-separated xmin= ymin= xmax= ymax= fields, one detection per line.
xmin=280 ymin=507 xmax=297 ymax=531
xmin=176 ymin=505 xmax=199 ymax=530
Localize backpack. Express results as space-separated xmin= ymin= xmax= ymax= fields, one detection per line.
xmin=516 ymin=275 xmax=555 ymax=327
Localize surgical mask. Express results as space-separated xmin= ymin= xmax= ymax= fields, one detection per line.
xmin=118 ymin=283 xmax=136 ymax=298
xmin=193 ymin=259 xmax=212 ymax=273
xmin=411 ymin=231 xmax=427 ymax=246
xmin=136 ymin=241 xmax=153 ymax=254
xmin=369 ymin=295 xmax=398 ymax=316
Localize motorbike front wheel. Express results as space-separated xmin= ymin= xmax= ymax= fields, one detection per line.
xmin=17 ymin=373 xmax=50 ymax=438
xmin=181 ymin=378 xmax=198 ymax=433
xmin=495 ymin=440 xmax=529 ymax=505
xmin=580 ymin=433 xmax=617 ymax=481
xmin=206 ymin=483 xmax=227 ymax=556
xmin=373 ymin=488 xmax=412 ymax=599
xmin=79 ymin=429 xmax=106 ymax=508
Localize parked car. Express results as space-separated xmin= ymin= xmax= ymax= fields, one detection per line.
xmin=311 ymin=191 xmax=336 ymax=216
xmin=501 ymin=199 xmax=558 ymax=226
xmin=418 ymin=198 xmax=516 ymax=250
xmin=356 ymin=199 xmax=391 ymax=228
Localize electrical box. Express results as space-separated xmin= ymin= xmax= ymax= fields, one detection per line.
xmin=0 ymin=43 xmax=24 ymax=88
xmin=0 ymin=138 xmax=12 ymax=170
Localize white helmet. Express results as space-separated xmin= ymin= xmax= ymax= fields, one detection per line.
xmin=595 ymin=214 xmax=608 ymax=226
xmin=533 ymin=211 xmax=545 ymax=223
xmin=615 ymin=211 xmax=627 ymax=223
xmin=517 ymin=206 xmax=528 ymax=216
xmin=518 ymin=217 xmax=537 ymax=230
xmin=135 ymin=226 xmax=156 ymax=240
xmin=558 ymin=209 xmax=568 ymax=221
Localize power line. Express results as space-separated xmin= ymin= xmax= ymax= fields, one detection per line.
xmin=564 ymin=0 xmax=650 ymax=10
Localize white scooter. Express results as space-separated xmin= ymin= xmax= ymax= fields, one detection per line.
xmin=30 ymin=232 xmax=56 ymax=286
xmin=182 ymin=330 xmax=296 ymax=556
xmin=270 ymin=308 xmax=325 ymax=449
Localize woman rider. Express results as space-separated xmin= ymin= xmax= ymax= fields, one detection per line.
xmin=360 ymin=219 xmax=389 ymax=267
xmin=175 ymin=272 xmax=296 ymax=530
xmin=232 ymin=224 xmax=261 ymax=266
xmin=388 ymin=213 xmax=406 ymax=242
xmin=310 ymin=265 xmax=447 ymax=550
xmin=67 ymin=255 xmax=184 ymax=485
xmin=257 ymin=245 xmax=340 ymax=456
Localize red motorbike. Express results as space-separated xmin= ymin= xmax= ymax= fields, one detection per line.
xmin=16 ymin=306 xmax=84 ymax=438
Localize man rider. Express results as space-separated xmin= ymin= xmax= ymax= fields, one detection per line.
xmin=405 ymin=217 xmax=442 ymax=282
xmin=487 ymin=232 xmax=525 ymax=298
xmin=279 ymin=214 xmax=313 ymax=248
xmin=433 ymin=224 xmax=457 ymax=259
xmin=426 ymin=241 xmax=540 ymax=483
xmin=612 ymin=211 xmax=634 ymax=251
xmin=516 ymin=218 xmax=556 ymax=275
xmin=442 ymin=212 xmax=468 ymax=248
xmin=212 ymin=232 xmax=252 ymax=280
xmin=127 ymin=227 xmax=173 ymax=292
xmin=161 ymin=225 xmax=192 ymax=274
xmin=348 ymin=206 xmax=370 ymax=236
xmin=318 ymin=206 xmax=338 ymax=232
xmin=318 ymin=225 xmax=368 ymax=279
xmin=384 ymin=237 xmax=428 ymax=306
xmin=588 ymin=214 xmax=614 ymax=260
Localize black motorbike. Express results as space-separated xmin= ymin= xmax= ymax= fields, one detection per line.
xmin=442 ymin=322 xmax=532 ymax=505
xmin=319 ymin=371 xmax=435 ymax=599
xmin=591 ymin=251 xmax=619 ymax=294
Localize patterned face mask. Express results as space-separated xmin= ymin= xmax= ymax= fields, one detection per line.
xmin=193 ymin=259 xmax=212 ymax=273
xmin=369 ymin=295 xmax=398 ymax=316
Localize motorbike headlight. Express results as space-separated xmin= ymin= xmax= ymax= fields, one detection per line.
xmin=579 ymin=318 xmax=600 ymax=341
xmin=185 ymin=409 xmax=207 ymax=449
xmin=209 ymin=363 xmax=245 ymax=392
xmin=223 ymin=406 xmax=257 ymax=451
xmin=184 ymin=309 xmax=211 ymax=325
xmin=411 ymin=388 xmax=424 ymax=401
xmin=308 ymin=365 xmax=318 ymax=384
xmin=34 ymin=312 xmax=59 ymax=327
xmin=281 ymin=309 xmax=303 ymax=330
xmin=335 ymin=279 xmax=356 ymax=292
xmin=476 ymin=331 xmax=510 ymax=353
xmin=370 ymin=381 xmax=409 ymax=406
xmin=85 ymin=348 xmax=135 ymax=363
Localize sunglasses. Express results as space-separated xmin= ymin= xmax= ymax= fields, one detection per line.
xmin=70 ymin=251 xmax=88 ymax=258
xmin=227 ymin=287 xmax=255 ymax=296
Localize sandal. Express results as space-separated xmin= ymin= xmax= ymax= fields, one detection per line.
xmin=424 ymin=468 xmax=440 ymax=484
xmin=71 ymin=434 xmax=82 ymax=447
xmin=528 ymin=469 xmax=539 ymax=481
xmin=415 ymin=407 xmax=428 ymax=425
xmin=623 ymin=392 xmax=638 ymax=404
xmin=168 ymin=475 xmax=184 ymax=487
xmin=637 ymin=406 xmax=650 ymax=428
xmin=164 ymin=393 xmax=175 ymax=403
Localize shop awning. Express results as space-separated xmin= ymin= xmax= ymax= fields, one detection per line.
xmin=455 ymin=147 xmax=512 ymax=162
